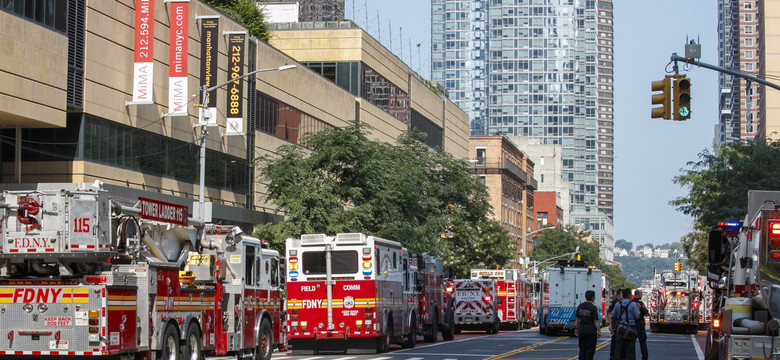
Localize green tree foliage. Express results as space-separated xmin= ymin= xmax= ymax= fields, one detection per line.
xmin=615 ymin=256 xmax=678 ymax=286
xmin=530 ymin=226 xmax=636 ymax=290
xmin=204 ymin=0 xmax=271 ymax=41
xmin=680 ymin=230 xmax=708 ymax=273
xmin=614 ymin=239 xmax=633 ymax=251
xmin=671 ymin=140 xmax=780 ymax=267
xmin=252 ymin=123 xmax=514 ymax=275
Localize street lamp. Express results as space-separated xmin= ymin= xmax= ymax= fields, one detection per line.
xmin=194 ymin=64 xmax=297 ymax=222
xmin=530 ymin=246 xmax=580 ymax=277
xmin=521 ymin=227 xmax=553 ymax=268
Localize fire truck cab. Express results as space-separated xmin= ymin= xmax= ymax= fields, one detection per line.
xmin=285 ymin=233 xmax=417 ymax=354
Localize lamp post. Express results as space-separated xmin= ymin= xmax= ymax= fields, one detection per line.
xmin=521 ymin=227 xmax=553 ymax=268
xmin=530 ymin=246 xmax=580 ymax=277
xmin=195 ymin=64 xmax=297 ymax=221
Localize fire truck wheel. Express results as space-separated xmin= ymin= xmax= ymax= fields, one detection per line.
xmin=255 ymin=319 xmax=273 ymax=360
xmin=424 ymin=312 xmax=438 ymax=342
xmin=376 ymin=317 xmax=392 ymax=353
xmin=401 ymin=317 xmax=417 ymax=348
xmin=442 ymin=309 xmax=455 ymax=341
xmin=705 ymin=328 xmax=719 ymax=360
xmin=159 ymin=324 xmax=181 ymax=360
xmin=182 ymin=325 xmax=202 ymax=360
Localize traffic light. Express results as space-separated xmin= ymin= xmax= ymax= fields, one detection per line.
xmin=651 ymin=75 xmax=672 ymax=119
xmin=674 ymin=262 xmax=682 ymax=271
xmin=673 ymin=75 xmax=692 ymax=120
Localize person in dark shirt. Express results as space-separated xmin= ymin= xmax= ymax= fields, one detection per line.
xmin=632 ymin=289 xmax=649 ymax=360
xmin=607 ymin=291 xmax=621 ymax=360
xmin=575 ymin=290 xmax=601 ymax=360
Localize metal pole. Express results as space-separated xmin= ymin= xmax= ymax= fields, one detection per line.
xmin=195 ymin=65 xmax=296 ymax=222
xmin=670 ymin=53 xmax=780 ymax=91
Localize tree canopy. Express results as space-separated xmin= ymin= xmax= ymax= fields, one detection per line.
xmin=614 ymin=239 xmax=633 ymax=251
xmin=529 ymin=226 xmax=636 ymax=290
xmin=671 ymin=140 xmax=780 ymax=270
xmin=252 ymin=123 xmax=515 ymax=276
xmin=205 ymin=0 xmax=271 ymax=41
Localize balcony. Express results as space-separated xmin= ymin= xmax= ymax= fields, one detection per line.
xmin=471 ymin=158 xmax=532 ymax=186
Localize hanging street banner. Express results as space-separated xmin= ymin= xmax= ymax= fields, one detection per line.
xmin=225 ymin=32 xmax=246 ymax=135
xmin=167 ymin=0 xmax=189 ymax=116
xmin=132 ymin=0 xmax=154 ymax=103
xmin=199 ymin=16 xmax=219 ymax=125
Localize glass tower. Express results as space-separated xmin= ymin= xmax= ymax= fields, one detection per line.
xmin=433 ymin=0 xmax=614 ymax=224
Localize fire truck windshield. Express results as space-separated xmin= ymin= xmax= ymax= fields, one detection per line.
xmin=302 ymin=250 xmax=358 ymax=274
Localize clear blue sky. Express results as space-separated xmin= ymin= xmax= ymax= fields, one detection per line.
xmin=345 ymin=0 xmax=719 ymax=249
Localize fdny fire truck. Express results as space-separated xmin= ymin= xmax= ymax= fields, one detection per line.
xmin=451 ymin=278 xmax=500 ymax=334
xmin=648 ymin=269 xmax=700 ymax=334
xmin=0 ymin=183 xmax=284 ymax=360
xmin=705 ymin=191 xmax=780 ymax=360
xmin=470 ymin=269 xmax=524 ymax=330
xmin=285 ymin=233 xmax=417 ymax=354
xmin=412 ymin=253 xmax=455 ymax=342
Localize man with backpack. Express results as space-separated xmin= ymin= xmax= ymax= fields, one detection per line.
xmin=610 ymin=288 xmax=641 ymax=360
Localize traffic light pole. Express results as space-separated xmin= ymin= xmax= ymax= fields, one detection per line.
xmin=670 ymin=53 xmax=780 ymax=91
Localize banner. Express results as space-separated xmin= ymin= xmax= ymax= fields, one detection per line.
xmin=167 ymin=0 xmax=189 ymax=116
xmin=225 ymin=33 xmax=246 ymax=135
xmin=132 ymin=0 xmax=154 ymax=103
xmin=199 ymin=16 xmax=219 ymax=125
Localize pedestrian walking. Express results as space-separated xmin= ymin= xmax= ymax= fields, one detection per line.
xmin=575 ymin=290 xmax=601 ymax=360
xmin=632 ymin=289 xmax=649 ymax=360
xmin=611 ymin=288 xmax=641 ymax=360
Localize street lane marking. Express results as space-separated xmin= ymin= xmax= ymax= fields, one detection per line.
xmin=691 ymin=334 xmax=704 ymax=360
xmin=483 ymin=336 xmax=568 ymax=360
xmin=404 ymin=358 xmax=423 ymax=360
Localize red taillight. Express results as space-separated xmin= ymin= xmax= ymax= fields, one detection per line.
xmin=288 ymin=257 xmax=298 ymax=263
xmin=85 ymin=276 xmax=106 ymax=284
xmin=771 ymin=221 xmax=780 ymax=238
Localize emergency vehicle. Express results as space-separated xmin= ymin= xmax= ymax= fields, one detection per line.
xmin=648 ymin=269 xmax=700 ymax=334
xmin=517 ymin=272 xmax=534 ymax=329
xmin=0 ymin=183 xmax=285 ymax=360
xmin=697 ymin=274 xmax=714 ymax=330
xmin=538 ymin=261 xmax=602 ymax=336
xmin=601 ymin=273 xmax=611 ymax=327
xmin=470 ymin=269 xmax=523 ymax=330
xmin=285 ymin=233 xmax=417 ymax=354
xmin=705 ymin=191 xmax=780 ymax=360
xmin=451 ymin=278 xmax=500 ymax=333
xmin=412 ymin=253 xmax=455 ymax=342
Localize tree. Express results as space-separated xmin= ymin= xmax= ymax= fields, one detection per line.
xmin=614 ymin=239 xmax=633 ymax=251
xmin=252 ymin=123 xmax=514 ymax=274
xmin=204 ymin=0 xmax=271 ymax=41
xmin=530 ymin=226 xmax=635 ymax=289
xmin=671 ymin=140 xmax=780 ymax=266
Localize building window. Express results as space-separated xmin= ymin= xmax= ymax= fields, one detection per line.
xmin=745 ymin=38 xmax=754 ymax=46
xmin=744 ymin=13 xmax=753 ymax=22
xmin=411 ymin=109 xmax=444 ymax=150
xmin=303 ymin=61 xmax=361 ymax=96
xmin=0 ymin=0 xmax=68 ymax=33
xmin=478 ymin=175 xmax=486 ymax=185
xmin=744 ymin=1 xmax=753 ymax=9
xmin=361 ymin=64 xmax=410 ymax=124
xmin=255 ymin=92 xmax=334 ymax=146
xmin=744 ymin=26 xmax=753 ymax=34
xmin=745 ymin=63 xmax=754 ymax=71
xmin=537 ymin=212 xmax=548 ymax=229
xmin=476 ymin=148 xmax=486 ymax=166
xmin=744 ymin=50 xmax=754 ymax=59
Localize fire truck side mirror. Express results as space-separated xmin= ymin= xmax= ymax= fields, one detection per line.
xmin=708 ymin=229 xmax=724 ymax=264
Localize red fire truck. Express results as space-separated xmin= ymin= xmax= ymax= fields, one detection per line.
xmin=412 ymin=253 xmax=456 ymax=342
xmin=452 ymin=278 xmax=500 ymax=333
xmin=285 ymin=233 xmax=417 ymax=354
xmin=470 ymin=269 xmax=523 ymax=330
xmin=0 ymin=183 xmax=285 ymax=360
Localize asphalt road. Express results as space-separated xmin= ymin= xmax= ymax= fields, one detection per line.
xmin=274 ymin=326 xmax=707 ymax=360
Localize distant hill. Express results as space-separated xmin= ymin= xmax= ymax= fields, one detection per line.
xmin=614 ymin=256 xmax=679 ymax=287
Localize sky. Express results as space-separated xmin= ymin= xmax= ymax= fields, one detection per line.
xmin=344 ymin=0 xmax=719 ymax=249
